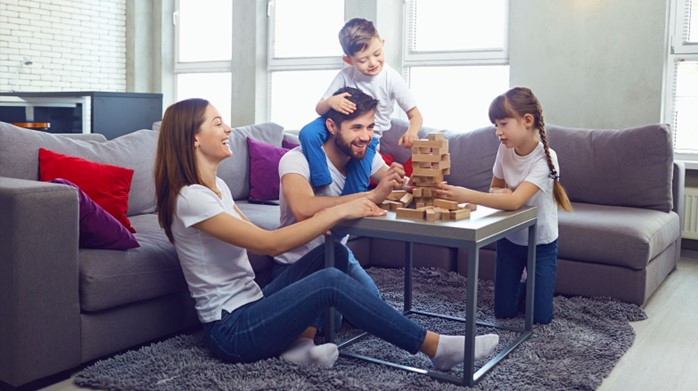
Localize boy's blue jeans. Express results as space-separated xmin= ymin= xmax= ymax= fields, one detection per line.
xmin=202 ymin=242 xmax=426 ymax=364
xmin=299 ymin=117 xmax=379 ymax=194
xmin=494 ymin=238 xmax=558 ymax=325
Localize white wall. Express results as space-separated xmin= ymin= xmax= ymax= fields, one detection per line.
xmin=0 ymin=0 xmax=127 ymax=92
xmin=509 ymin=0 xmax=670 ymax=129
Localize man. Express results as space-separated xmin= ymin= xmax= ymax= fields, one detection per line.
xmin=274 ymin=86 xmax=405 ymax=296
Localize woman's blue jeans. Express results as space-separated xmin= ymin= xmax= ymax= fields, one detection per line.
xmin=494 ymin=238 xmax=558 ymax=324
xmin=203 ymin=242 xmax=427 ymax=363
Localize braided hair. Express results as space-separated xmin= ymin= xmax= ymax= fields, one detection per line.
xmin=489 ymin=87 xmax=573 ymax=212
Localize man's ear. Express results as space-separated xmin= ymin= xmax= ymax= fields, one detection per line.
xmin=325 ymin=118 xmax=338 ymax=135
xmin=342 ymin=56 xmax=353 ymax=65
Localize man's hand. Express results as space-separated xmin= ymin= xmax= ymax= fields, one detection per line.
xmin=368 ymin=171 xmax=404 ymax=204
xmin=327 ymin=92 xmax=356 ymax=115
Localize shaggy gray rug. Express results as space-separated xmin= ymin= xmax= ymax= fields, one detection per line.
xmin=75 ymin=268 xmax=646 ymax=390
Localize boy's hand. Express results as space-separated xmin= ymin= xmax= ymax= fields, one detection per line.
xmin=397 ymin=130 xmax=419 ymax=149
xmin=327 ymin=93 xmax=356 ymax=115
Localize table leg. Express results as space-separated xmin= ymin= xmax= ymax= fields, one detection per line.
xmin=463 ymin=246 xmax=479 ymax=386
xmin=404 ymin=241 xmax=413 ymax=313
xmin=525 ymin=224 xmax=537 ymax=331
xmin=324 ymin=234 xmax=336 ymax=343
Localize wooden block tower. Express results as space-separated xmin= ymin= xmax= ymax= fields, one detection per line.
xmin=411 ymin=133 xmax=450 ymax=208
xmin=381 ymin=133 xmax=477 ymax=222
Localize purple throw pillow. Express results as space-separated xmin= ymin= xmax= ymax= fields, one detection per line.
xmin=282 ymin=139 xmax=300 ymax=150
xmin=52 ymin=178 xmax=140 ymax=250
xmin=246 ymin=137 xmax=291 ymax=201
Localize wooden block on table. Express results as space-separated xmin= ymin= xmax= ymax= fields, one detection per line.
xmin=382 ymin=200 xmax=402 ymax=211
xmin=399 ymin=193 xmax=414 ymax=206
xmin=434 ymin=198 xmax=460 ymax=210
xmin=413 ymin=188 xmax=423 ymax=197
xmin=450 ymin=208 xmax=471 ymax=220
xmin=428 ymin=133 xmax=445 ymax=141
xmin=425 ymin=209 xmax=436 ymax=222
xmin=396 ymin=207 xmax=425 ymax=220
xmin=459 ymin=203 xmax=478 ymax=211
xmin=416 ymin=202 xmax=426 ymax=209
xmin=387 ymin=190 xmax=407 ymax=201
xmin=379 ymin=201 xmax=392 ymax=210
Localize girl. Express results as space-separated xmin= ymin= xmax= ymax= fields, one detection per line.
xmin=154 ymin=98 xmax=499 ymax=370
xmin=435 ymin=87 xmax=572 ymax=324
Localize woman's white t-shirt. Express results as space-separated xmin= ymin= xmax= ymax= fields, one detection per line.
xmin=171 ymin=177 xmax=263 ymax=323
xmin=492 ymin=142 xmax=559 ymax=246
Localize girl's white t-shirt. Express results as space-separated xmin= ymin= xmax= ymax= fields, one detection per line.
xmin=171 ymin=177 xmax=263 ymax=323
xmin=492 ymin=142 xmax=559 ymax=246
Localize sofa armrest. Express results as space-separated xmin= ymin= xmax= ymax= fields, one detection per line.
xmin=0 ymin=178 xmax=81 ymax=387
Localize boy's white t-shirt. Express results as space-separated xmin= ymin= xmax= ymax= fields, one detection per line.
xmin=171 ymin=177 xmax=263 ymax=323
xmin=274 ymin=147 xmax=386 ymax=265
xmin=322 ymin=64 xmax=417 ymax=136
xmin=492 ymin=142 xmax=559 ymax=246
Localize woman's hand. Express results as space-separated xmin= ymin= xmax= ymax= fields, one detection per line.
xmin=433 ymin=182 xmax=469 ymax=203
xmin=332 ymin=197 xmax=386 ymax=220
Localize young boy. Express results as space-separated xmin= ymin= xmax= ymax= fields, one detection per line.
xmin=300 ymin=18 xmax=423 ymax=194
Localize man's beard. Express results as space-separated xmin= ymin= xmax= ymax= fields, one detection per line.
xmin=334 ymin=135 xmax=366 ymax=159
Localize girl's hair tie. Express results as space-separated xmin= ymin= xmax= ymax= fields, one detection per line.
xmin=548 ymin=172 xmax=560 ymax=181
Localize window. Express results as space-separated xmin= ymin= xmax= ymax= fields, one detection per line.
xmin=667 ymin=0 xmax=698 ymax=156
xmin=174 ymin=0 xmax=233 ymax=122
xmin=267 ymin=0 xmax=345 ymax=130
xmin=404 ymin=0 xmax=509 ymax=131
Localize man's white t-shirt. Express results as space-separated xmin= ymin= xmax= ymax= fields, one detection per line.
xmin=492 ymin=142 xmax=559 ymax=246
xmin=322 ymin=64 xmax=417 ymax=136
xmin=171 ymin=177 xmax=263 ymax=323
xmin=274 ymin=147 xmax=386 ymax=265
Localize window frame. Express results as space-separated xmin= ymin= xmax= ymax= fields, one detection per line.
xmin=665 ymin=0 xmax=698 ymax=162
xmin=172 ymin=0 xmax=234 ymax=100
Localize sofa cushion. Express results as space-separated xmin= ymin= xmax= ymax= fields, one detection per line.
xmin=247 ymin=137 xmax=291 ymax=201
xmin=218 ymin=123 xmax=285 ymax=200
xmin=79 ymin=214 xmax=187 ymax=312
xmin=236 ymin=200 xmax=281 ymax=230
xmin=558 ymin=203 xmax=680 ymax=270
xmin=51 ymin=179 xmax=139 ymax=250
xmin=548 ymin=124 xmax=673 ymax=212
xmin=0 ymin=122 xmax=159 ymax=216
xmin=40 ymin=149 xmax=136 ymax=233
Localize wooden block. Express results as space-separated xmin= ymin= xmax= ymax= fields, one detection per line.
xmin=412 ymin=153 xmax=442 ymax=163
xmin=382 ymin=200 xmax=402 ymax=211
xmin=435 ymin=207 xmax=450 ymax=215
xmin=379 ymin=201 xmax=392 ymax=210
xmin=450 ymin=208 xmax=471 ymax=220
xmin=434 ymin=198 xmax=460 ymax=210
xmin=459 ymin=203 xmax=478 ymax=211
xmin=428 ymin=133 xmax=445 ymax=141
xmin=396 ymin=207 xmax=425 ymax=220
xmin=425 ymin=209 xmax=436 ymax=222
xmin=416 ymin=202 xmax=425 ymax=209
xmin=423 ymin=188 xmax=432 ymax=197
xmin=399 ymin=193 xmax=414 ymax=206
xmin=412 ymin=167 xmax=444 ymax=177
xmin=412 ymin=139 xmax=448 ymax=149
xmin=387 ymin=190 xmax=407 ymax=201
xmin=413 ymin=188 xmax=423 ymax=197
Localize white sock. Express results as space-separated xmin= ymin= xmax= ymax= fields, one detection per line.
xmin=430 ymin=334 xmax=500 ymax=370
xmin=280 ymin=338 xmax=339 ymax=368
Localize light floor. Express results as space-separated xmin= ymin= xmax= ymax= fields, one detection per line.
xmin=40 ymin=253 xmax=698 ymax=391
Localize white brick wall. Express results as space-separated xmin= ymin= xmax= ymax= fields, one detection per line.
xmin=0 ymin=0 xmax=126 ymax=92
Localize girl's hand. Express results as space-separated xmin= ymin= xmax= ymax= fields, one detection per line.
xmin=490 ymin=187 xmax=513 ymax=194
xmin=433 ymin=182 xmax=469 ymax=203
xmin=335 ymin=197 xmax=387 ymax=220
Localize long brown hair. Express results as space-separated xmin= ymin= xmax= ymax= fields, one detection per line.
xmin=489 ymin=87 xmax=573 ymax=212
xmin=154 ymin=98 xmax=210 ymax=243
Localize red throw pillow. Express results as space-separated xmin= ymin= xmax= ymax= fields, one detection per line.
xmin=39 ymin=148 xmax=136 ymax=233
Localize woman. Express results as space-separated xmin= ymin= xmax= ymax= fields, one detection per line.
xmin=154 ymin=98 xmax=499 ymax=370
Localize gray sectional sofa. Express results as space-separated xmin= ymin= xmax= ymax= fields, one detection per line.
xmin=0 ymin=118 xmax=683 ymax=388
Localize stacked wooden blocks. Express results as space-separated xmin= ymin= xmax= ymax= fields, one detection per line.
xmin=378 ymin=133 xmax=477 ymax=222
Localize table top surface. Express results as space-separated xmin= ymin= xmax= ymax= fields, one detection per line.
xmin=333 ymin=205 xmax=537 ymax=244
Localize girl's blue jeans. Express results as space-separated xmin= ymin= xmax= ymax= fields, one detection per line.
xmin=203 ymin=242 xmax=426 ymax=363
xmin=494 ymin=238 xmax=558 ymax=324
